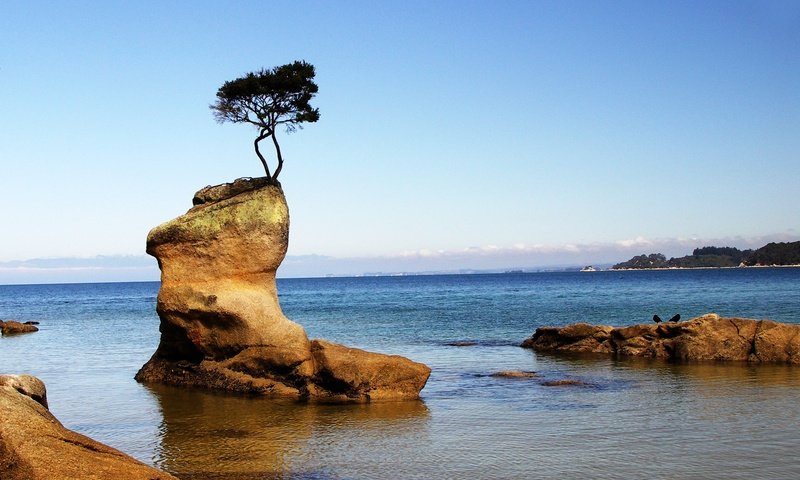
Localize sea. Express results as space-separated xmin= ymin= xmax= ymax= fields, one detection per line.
xmin=1 ymin=268 xmax=799 ymax=479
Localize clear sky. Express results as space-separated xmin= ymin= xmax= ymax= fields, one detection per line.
xmin=1 ymin=1 xmax=798 ymax=282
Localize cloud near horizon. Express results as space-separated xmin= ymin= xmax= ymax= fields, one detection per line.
xmin=1 ymin=232 xmax=796 ymax=284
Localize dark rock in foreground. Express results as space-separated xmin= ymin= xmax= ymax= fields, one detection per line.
xmin=0 ymin=320 xmax=39 ymax=335
xmin=522 ymin=314 xmax=800 ymax=364
xmin=137 ymin=178 xmax=430 ymax=402
xmin=0 ymin=374 xmax=177 ymax=480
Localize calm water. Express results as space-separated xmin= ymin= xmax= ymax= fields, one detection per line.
xmin=1 ymin=269 xmax=799 ymax=479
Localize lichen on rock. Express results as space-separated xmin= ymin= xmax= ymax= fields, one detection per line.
xmin=136 ymin=177 xmax=430 ymax=402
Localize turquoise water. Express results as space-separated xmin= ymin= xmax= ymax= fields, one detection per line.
xmin=1 ymin=269 xmax=799 ymax=478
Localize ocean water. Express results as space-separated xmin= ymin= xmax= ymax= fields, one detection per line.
xmin=1 ymin=268 xmax=799 ymax=479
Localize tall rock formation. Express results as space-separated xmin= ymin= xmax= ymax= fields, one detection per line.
xmin=136 ymin=178 xmax=430 ymax=401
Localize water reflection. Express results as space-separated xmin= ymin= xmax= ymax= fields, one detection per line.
xmin=145 ymin=385 xmax=430 ymax=479
xmin=535 ymin=350 xmax=800 ymax=385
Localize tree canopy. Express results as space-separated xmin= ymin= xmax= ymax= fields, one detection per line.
xmin=210 ymin=60 xmax=319 ymax=183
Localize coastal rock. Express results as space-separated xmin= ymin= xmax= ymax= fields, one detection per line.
xmin=0 ymin=375 xmax=48 ymax=408
xmin=0 ymin=320 xmax=39 ymax=335
xmin=523 ymin=323 xmax=613 ymax=353
xmin=137 ymin=178 xmax=430 ymax=401
xmin=0 ymin=375 xmax=177 ymax=480
xmin=522 ymin=314 xmax=800 ymax=364
xmin=309 ymin=340 xmax=432 ymax=401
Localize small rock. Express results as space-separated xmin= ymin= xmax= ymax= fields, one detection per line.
xmin=0 ymin=320 xmax=39 ymax=336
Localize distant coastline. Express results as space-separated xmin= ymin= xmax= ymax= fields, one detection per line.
xmin=610 ymin=241 xmax=800 ymax=270
xmin=608 ymin=264 xmax=800 ymax=272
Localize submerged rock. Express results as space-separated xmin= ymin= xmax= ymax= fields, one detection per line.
xmin=0 ymin=375 xmax=177 ymax=480
xmin=137 ymin=178 xmax=430 ymax=401
xmin=447 ymin=341 xmax=478 ymax=347
xmin=0 ymin=320 xmax=39 ymax=335
xmin=490 ymin=370 xmax=539 ymax=378
xmin=522 ymin=314 xmax=800 ymax=364
xmin=541 ymin=379 xmax=587 ymax=387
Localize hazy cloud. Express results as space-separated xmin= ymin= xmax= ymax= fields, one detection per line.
xmin=1 ymin=232 xmax=796 ymax=283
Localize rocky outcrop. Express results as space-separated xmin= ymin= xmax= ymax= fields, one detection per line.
xmin=522 ymin=314 xmax=800 ymax=364
xmin=0 ymin=321 xmax=39 ymax=335
xmin=136 ymin=178 xmax=430 ymax=401
xmin=0 ymin=375 xmax=177 ymax=480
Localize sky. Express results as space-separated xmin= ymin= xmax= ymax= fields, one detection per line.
xmin=1 ymin=1 xmax=798 ymax=283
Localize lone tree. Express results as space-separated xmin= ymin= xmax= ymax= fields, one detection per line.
xmin=210 ymin=60 xmax=319 ymax=183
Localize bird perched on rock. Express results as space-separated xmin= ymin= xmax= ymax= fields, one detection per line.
xmin=669 ymin=314 xmax=681 ymax=323
xmin=653 ymin=314 xmax=662 ymax=323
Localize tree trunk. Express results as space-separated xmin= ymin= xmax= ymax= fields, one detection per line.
xmin=271 ymin=132 xmax=284 ymax=181
xmin=254 ymin=128 xmax=273 ymax=179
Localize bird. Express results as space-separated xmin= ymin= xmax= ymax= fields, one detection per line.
xmin=653 ymin=314 xmax=662 ymax=323
xmin=669 ymin=314 xmax=681 ymax=323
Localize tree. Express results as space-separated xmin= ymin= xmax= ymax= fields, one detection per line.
xmin=210 ymin=60 xmax=320 ymax=183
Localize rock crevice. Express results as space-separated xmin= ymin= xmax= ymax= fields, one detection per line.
xmin=136 ymin=178 xmax=430 ymax=401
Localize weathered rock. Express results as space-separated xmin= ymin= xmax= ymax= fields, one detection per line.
xmin=192 ymin=176 xmax=274 ymax=206
xmin=521 ymin=323 xmax=613 ymax=353
xmin=0 ymin=375 xmax=177 ymax=480
xmin=137 ymin=178 xmax=430 ymax=401
xmin=522 ymin=314 xmax=800 ymax=364
xmin=0 ymin=374 xmax=48 ymax=408
xmin=0 ymin=320 xmax=39 ymax=335
xmin=309 ymin=340 xmax=431 ymax=401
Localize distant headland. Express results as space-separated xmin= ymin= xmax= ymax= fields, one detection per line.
xmin=611 ymin=241 xmax=800 ymax=270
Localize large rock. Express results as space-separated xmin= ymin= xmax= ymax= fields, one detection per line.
xmin=0 ymin=320 xmax=39 ymax=335
xmin=522 ymin=314 xmax=800 ymax=364
xmin=0 ymin=375 xmax=177 ymax=480
xmin=136 ymin=178 xmax=430 ymax=401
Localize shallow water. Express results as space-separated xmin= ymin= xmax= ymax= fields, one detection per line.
xmin=1 ymin=269 xmax=799 ymax=478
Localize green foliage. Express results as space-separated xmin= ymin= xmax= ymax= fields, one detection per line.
xmin=210 ymin=60 xmax=320 ymax=182
xmin=745 ymin=241 xmax=800 ymax=266
xmin=667 ymin=254 xmax=739 ymax=268
xmin=613 ymin=241 xmax=800 ymax=269
xmin=613 ymin=253 xmax=668 ymax=269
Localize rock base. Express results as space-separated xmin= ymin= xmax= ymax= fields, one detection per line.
xmin=136 ymin=339 xmax=430 ymax=402
xmin=522 ymin=313 xmax=800 ymax=364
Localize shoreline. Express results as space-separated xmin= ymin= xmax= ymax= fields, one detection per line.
xmin=608 ymin=264 xmax=800 ymax=272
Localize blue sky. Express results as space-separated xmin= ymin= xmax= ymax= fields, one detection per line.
xmin=1 ymin=1 xmax=798 ymax=283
